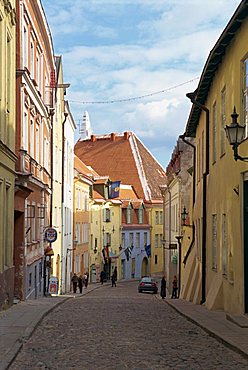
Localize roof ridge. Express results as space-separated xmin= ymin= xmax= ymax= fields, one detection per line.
xmin=129 ymin=133 xmax=152 ymax=201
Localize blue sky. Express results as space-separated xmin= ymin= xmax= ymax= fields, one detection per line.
xmin=42 ymin=0 xmax=240 ymax=168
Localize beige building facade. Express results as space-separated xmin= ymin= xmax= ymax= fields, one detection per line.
xmin=0 ymin=0 xmax=16 ymax=309
xmin=184 ymin=0 xmax=248 ymax=314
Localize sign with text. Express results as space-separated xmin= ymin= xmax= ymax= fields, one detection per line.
xmin=44 ymin=227 xmax=57 ymax=243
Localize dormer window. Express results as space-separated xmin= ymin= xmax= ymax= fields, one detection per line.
xmin=127 ymin=204 xmax=132 ymax=224
xmin=138 ymin=206 xmax=143 ymax=224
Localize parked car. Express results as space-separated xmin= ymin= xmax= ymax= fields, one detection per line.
xmin=138 ymin=277 xmax=158 ymax=294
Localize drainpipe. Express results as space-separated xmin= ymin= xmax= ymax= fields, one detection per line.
xmin=186 ymin=93 xmax=209 ymax=305
xmin=60 ymin=112 xmax=68 ymax=294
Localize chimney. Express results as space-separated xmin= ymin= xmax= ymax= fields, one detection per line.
xmin=111 ymin=133 xmax=116 ymax=141
xmin=124 ymin=131 xmax=130 ymax=140
xmin=91 ymin=135 xmax=96 ymax=142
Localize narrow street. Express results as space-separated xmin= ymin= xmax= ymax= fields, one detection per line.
xmin=10 ymin=281 xmax=248 ymax=370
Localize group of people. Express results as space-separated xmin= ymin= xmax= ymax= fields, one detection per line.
xmin=100 ymin=267 xmax=118 ymax=287
xmin=160 ymin=275 xmax=178 ymax=299
xmin=71 ymin=272 xmax=89 ymax=294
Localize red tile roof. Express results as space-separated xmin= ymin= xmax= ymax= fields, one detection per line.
xmin=74 ymin=155 xmax=98 ymax=179
xmin=74 ymin=132 xmax=166 ymax=201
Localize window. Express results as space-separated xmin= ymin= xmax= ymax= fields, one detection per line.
xmin=212 ymin=102 xmax=217 ymax=163
xmin=104 ymin=233 xmax=111 ymax=246
xmin=212 ymin=214 xmax=217 ymax=270
xmin=23 ymin=26 xmax=28 ymax=68
xmin=201 ymin=130 xmax=204 ymax=174
xmin=242 ymin=58 xmax=248 ymax=137
xmin=76 ymin=223 xmax=80 ymax=244
xmin=155 ymin=255 xmax=158 ymax=264
xmin=121 ymin=233 xmax=125 ymax=248
xmin=155 ymin=211 xmax=159 ymax=225
xmin=103 ymin=208 xmax=111 ymax=222
xmin=36 ymin=125 xmax=39 ymax=163
xmin=127 ymin=205 xmax=132 ymax=224
xmin=29 ymin=272 xmax=32 ymax=289
xmin=30 ymin=42 xmax=34 ymax=78
xmin=23 ymin=111 xmax=28 ymax=150
xmin=222 ymin=214 xmax=228 ymax=276
xmin=144 ymin=232 xmax=147 ymax=246
xmin=155 ymin=234 xmax=159 ymax=248
xmin=129 ymin=233 xmax=134 ymax=247
xmin=30 ymin=120 xmax=34 ymax=158
xmin=220 ymin=87 xmax=226 ymax=155
xmin=159 ymin=211 xmax=163 ymax=225
xmin=138 ymin=206 xmax=143 ymax=224
xmin=82 ymin=223 xmax=89 ymax=243
xmin=136 ymin=233 xmax=140 ymax=248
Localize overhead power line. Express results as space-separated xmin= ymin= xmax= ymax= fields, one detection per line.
xmin=69 ymin=77 xmax=199 ymax=105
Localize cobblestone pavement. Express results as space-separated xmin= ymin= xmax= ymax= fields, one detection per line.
xmin=10 ymin=281 xmax=248 ymax=370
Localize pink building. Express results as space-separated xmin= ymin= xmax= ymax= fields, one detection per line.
xmin=14 ymin=0 xmax=55 ymax=300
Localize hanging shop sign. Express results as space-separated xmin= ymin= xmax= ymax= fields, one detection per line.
xmin=44 ymin=227 xmax=57 ymax=243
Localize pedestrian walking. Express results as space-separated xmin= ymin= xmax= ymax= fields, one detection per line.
xmin=84 ymin=272 xmax=89 ymax=288
xmin=160 ymin=276 xmax=166 ymax=299
xmin=100 ymin=270 xmax=105 ymax=285
xmin=71 ymin=273 xmax=78 ymax=294
xmin=171 ymin=275 xmax=178 ymax=298
xmin=78 ymin=275 xmax=83 ymax=293
xmin=111 ymin=272 xmax=116 ymax=287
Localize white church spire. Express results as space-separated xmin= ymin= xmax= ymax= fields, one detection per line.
xmin=79 ymin=111 xmax=93 ymax=140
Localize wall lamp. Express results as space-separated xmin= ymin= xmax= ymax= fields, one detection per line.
xmin=225 ymin=107 xmax=248 ymax=162
xmin=181 ymin=206 xmax=193 ymax=227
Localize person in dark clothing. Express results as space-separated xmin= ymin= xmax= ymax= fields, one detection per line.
xmin=71 ymin=273 xmax=78 ymax=294
xmin=160 ymin=276 xmax=166 ymax=299
xmin=171 ymin=275 xmax=178 ymax=298
xmin=100 ymin=270 xmax=105 ymax=285
xmin=111 ymin=273 xmax=116 ymax=287
xmin=78 ymin=275 xmax=83 ymax=293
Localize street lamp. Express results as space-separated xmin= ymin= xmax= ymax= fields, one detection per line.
xmin=225 ymin=107 xmax=248 ymax=161
xmin=181 ymin=206 xmax=188 ymax=226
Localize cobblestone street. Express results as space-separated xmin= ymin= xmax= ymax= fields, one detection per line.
xmin=10 ymin=281 xmax=248 ymax=370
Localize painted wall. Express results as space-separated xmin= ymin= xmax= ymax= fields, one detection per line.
xmin=0 ymin=0 xmax=16 ymax=309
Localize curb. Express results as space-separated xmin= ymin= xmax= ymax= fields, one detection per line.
xmin=163 ymin=298 xmax=248 ymax=360
xmin=4 ymin=284 xmax=104 ymax=370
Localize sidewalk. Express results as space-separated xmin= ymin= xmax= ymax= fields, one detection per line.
xmin=164 ymin=297 xmax=248 ymax=359
xmin=0 ymin=284 xmax=102 ymax=370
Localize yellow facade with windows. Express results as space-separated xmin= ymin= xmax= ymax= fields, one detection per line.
xmin=148 ymin=203 xmax=164 ymax=277
xmin=0 ymin=0 xmax=16 ymax=309
xmin=183 ymin=1 xmax=248 ymax=314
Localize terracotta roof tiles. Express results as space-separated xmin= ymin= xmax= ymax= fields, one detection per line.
xmin=74 ymin=132 xmax=166 ymax=201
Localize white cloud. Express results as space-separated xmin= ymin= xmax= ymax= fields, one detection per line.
xmin=42 ymin=0 xmax=241 ymax=167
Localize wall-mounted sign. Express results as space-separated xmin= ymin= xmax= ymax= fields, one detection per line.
xmin=44 ymin=227 xmax=57 ymax=243
xmin=48 ymin=276 xmax=58 ymax=294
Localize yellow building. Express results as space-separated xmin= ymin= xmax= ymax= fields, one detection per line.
xmin=147 ymin=203 xmax=164 ymax=277
xmin=183 ymin=0 xmax=248 ymax=314
xmin=0 ymin=0 xmax=16 ymax=309
xmin=89 ymin=178 xmax=122 ymax=282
